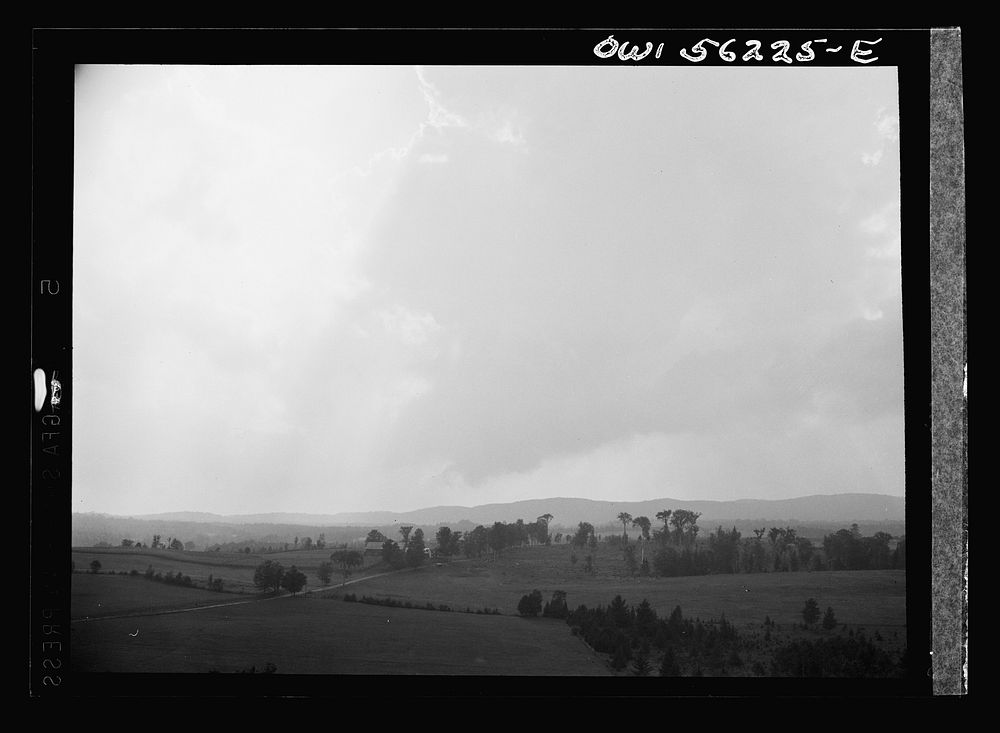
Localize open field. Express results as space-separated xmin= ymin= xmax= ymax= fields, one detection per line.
xmin=71 ymin=547 xmax=383 ymax=594
xmin=70 ymin=539 xmax=905 ymax=628
xmin=72 ymin=573 xmax=243 ymax=619
xmin=336 ymin=544 xmax=906 ymax=630
xmin=69 ymin=590 xmax=609 ymax=675
xmin=70 ymin=543 xmax=906 ymax=677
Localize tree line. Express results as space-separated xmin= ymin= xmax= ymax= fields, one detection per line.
xmin=569 ymin=510 xmax=905 ymax=578
xmin=368 ymin=515 xmax=556 ymax=565
xmin=523 ymin=589 xmax=906 ymax=677
xmin=118 ymin=535 xmax=189 ymax=551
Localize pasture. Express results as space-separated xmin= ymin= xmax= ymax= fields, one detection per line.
xmin=71 ymin=546 xmax=382 ymax=595
xmin=72 ymin=573 xmax=241 ymax=619
xmin=69 ymin=542 xmax=906 ymax=676
xmin=338 ymin=544 xmax=906 ymax=631
xmin=69 ymin=589 xmax=609 ymax=676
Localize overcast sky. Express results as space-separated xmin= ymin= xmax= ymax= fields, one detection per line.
xmin=73 ymin=64 xmax=903 ymax=516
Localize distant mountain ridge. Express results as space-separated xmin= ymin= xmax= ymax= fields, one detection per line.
xmin=104 ymin=493 xmax=904 ymax=528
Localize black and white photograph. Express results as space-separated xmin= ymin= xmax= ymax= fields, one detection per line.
xmin=31 ymin=29 xmax=961 ymax=696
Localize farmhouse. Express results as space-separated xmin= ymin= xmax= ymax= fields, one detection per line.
xmin=364 ymin=541 xmax=384 ymax=555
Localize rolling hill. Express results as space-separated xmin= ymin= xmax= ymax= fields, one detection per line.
xmin=129 ymin=493 xmax=905 ymax=527
xmin=73 ymin=493 xmax=906 ymax=547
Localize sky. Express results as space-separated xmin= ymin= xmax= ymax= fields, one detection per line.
xmin=73 ymin=64 xmax=903 ymax=516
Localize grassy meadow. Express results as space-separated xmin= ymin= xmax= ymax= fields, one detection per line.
xmin=70 ymin=541 xmax=907 ymax=677
xmin=70 ymin=588 xmax=609 ymax=676
xmin=71 ymin=546 xmax=382 ymax=595
xmin=341 ymin=543 xmax=906 ymax=630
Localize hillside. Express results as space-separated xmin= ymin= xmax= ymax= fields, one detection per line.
xmin=73 ymin=493 xmax=905 ymax=548
xmin=129 ymin=493 xmax=904 ymax=526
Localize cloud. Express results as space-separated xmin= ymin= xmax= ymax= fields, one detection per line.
xmin=857 ymin=200 xmax=902 ymax=319
xmin=378 ymin=305 xmax=442 ymax=346
xmin=861 ymin=105 xmax=899 ymax=167
xmin=861 ymin=149 xmax=884 ymax=167
xmin=415 ymin=66 xmax=468 ymax=130
xmin=492 ymin=119 xmax=525 ymax=147
xmin=418 ymin=153 xmax=449 ymax=164
xmin=860 ymin=210 xmax=889 ymax=235
xmin=347 ymin=67 xmax=468 ymax=178
xmin=875 ymin=107 xmax=899 ymax=140
xmin=73 ymin=66 xmax=905 ymax=515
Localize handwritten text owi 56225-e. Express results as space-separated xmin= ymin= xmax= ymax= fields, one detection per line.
xmin=593 ymin=35 xmax=883 ymax=65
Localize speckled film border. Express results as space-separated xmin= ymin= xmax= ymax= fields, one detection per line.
xmin=929 ymin=27 xmax=967 ymax=696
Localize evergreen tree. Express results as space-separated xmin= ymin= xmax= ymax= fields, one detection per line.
xmin=802 ymin=598 xmax=821 ymax=626
xmin=632 ymin=646 xmax=652 ymax=676
xmin=659 ymin=647 xmax=681 ymax=676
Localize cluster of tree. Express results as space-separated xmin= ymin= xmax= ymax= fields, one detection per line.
xmin=328 ymin=549 xmax=364 ymax=580
xmin=115 ymin=535 xmax=191 ymax=550
xmin=141 ymin=564 xmax=194 ymax=587
xmin=380 ymin=526 xmax=427 ymax=568
xmin=517 ymin=590 xmax=544 ymax=617
xmin=607 ymin=511 xmax=904 ymax=578
xmin=142 ymin=534 xmax=186 ymax=551
xmin=434 ymin=526 xmax=463 ymax=557
xmin=571 ymin=522 xmax=598 ymax=549
xmin=517 ymin=589 xmax=570 ymax=619
xmin=770 ymin=634 xmax=903 ymax=677
xmin=647 ymin=510 xmax=703 ymax=548
xmin=252 ymin=560 xmax=307 ymax=595
xmin=566 ymin=597 xmax=741 ymax=675
xmin=205 ymin=535 xmax=339 ymax=554
xmin=701 ymin=526 xmax=814 ymax=574
xmin=456 ymin=516 xmax=555 ymax=559
xmin=644 ymin=524 xmax=811 ymax=576
xmin=544 ymin=590 xmax=570 ymax=619
xmin=375 ymin=516 xmax=558 ymax=563
xmin=801 ymin=598 xmax=838 ymax=630
xmin=822 ymin=526 xmax=904 ymax=570
xmin=290 ymin=534 xmax=327 ymax=550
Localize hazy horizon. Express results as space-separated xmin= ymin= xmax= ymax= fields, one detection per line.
xmin=73 ymin=490 xmax=906 ymax=520
xmin=73 ymin=65 xmax=904 ymax=516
